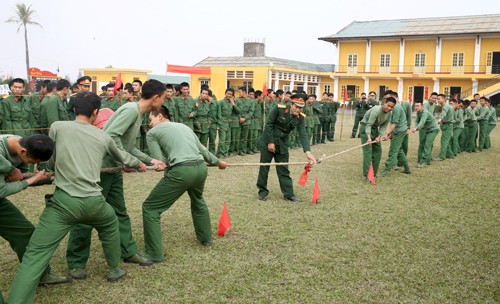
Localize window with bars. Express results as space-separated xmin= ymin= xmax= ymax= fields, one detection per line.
xmin=348 ymin=54 xmax=358 ymax=67
xmin=380 ymin=54 xmax=391 ymax=67
xmin=324 ymin=85 xmax=331 ymax=93
xmin=415 ymin=53 xmax=426 ymax=67
xmin=486 ymin=52 xmax=492 ymax=66
xmin=226 ymin=71 xmax=254 ymax=79
xmin=200 ymin=80 xmax=209 ymax=91
xmin=443 ymin=86 xmax=450 ymax=97
xmin=243 ymin=81 xmax=253 ymax=91
xmin=452 ymin=53 xmax=464 ymax=67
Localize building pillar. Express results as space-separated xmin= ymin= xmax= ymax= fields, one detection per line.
xmin=365 ymin=40 xmax=371 ymax=73
xmin=303 ymin=80 xmax=308 ymax=94
xmin=333 ymin=76 xmax=339 ymax=99
xmin=435 ymin=37 xmax=442 ymax=73
xmin=399 ymin=39 xmax=405 ymax=73
xmin=474 ymin=36 xmax=481 ymax=73
xmin=335 ymin=42 xmax=340 ymax=72
xmin=472 ymin=80 xmax=479 ymax=94
xmin=397 ymin=78 xmax=404 ymax=99
xmin=290 ymin=73 xmax=295 ymax=92
xmin=433 ymin=78 xmax=440 ymax=93
xmin=364 ymin=77 xmax=370 ymax=95
xmin=274 ymin=72 xmax=280 ymax=91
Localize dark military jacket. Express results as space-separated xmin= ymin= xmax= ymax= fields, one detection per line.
xmin=262 ymin=104 xmax=310 ymax=154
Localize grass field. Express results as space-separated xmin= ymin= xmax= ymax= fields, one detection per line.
xmin=1 ymin=116 xmax=499 ymax=303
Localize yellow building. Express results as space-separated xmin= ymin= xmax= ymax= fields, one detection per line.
xmin=319 ymin=14 xmax=500 ymax=103
xmin=79 ymin=67 xmax=152 ymax=94
xmin=191 ymin=42 xmax=334 ymax=98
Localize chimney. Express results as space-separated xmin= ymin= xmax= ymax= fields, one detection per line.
xmin=243 ymin=42 xmax=265 ymax=57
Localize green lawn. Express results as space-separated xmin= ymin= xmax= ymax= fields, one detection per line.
xmin=1 ymin=117 xmax=499 ymax=303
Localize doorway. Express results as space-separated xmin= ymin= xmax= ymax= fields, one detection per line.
xmin=414 ymin=86 xmax=424 ymax=102
xmin=492 ymin=52 xmax=500 ymax=74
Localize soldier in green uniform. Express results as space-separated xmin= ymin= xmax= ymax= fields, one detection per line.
xmin=412 ymin=100 xmax=439 ymax=167
xmin=360 ymin=99 xmax=395 ymax=180
xmin=434 ymin=94 xmax=455 ymax=161
xmin=42 ymin=79 xmax=71 ymax=130
xmin=174 ymin=82 xmax=196 ymax=130
xmin=141 ymin=106 xmax=227 ymax=262
xmin=304 ymin=95 xmax=315 ymax=144
xmin=319 ymin=93 xmax=330 ymax=144
xmin=424 ymin=92 xmax=438 ymax=115
xmin=378 ymin=97 xmax=411 ymax=177
xmin=0 ymin=135 xmax=71 ymax=301
xmin=309 ymin=94 xmax=323 ymax=145
xmin=192 ymin=88 xmax=211 ymax=147
xmin=207 ymin=90 xmax=220 ymax=154
xmin=1 ymin=78 xmax=35 ymax=136
xmin=250 ymin=90 xmax=264 ymax=153
xmin=65 ymin=80 xmax=167 ymax=280
xmin=37 ymin=82 xmax=56 ymax=135
xmin=351 ymin=93 xmax=369 ymax=138
xmin=383 ymin=90 xmax=412 ymax=168
xmin=217 ymin=88 xmax=238 ymax=158
xmin=29 ymin=79 xmax=52 ymax=132
xmin=236 ymin=86 xmax=255 ymax=155
xmin=7 ymin=94 xmax=143 ymax=303
xmin=484 ymin=99 xmax=496 ymax=149
xmin=264 ymin=89 xmax=277 ymax=122
xmin=451 ymin=99 xmax=464 ymax=156
xmin=67 ymin=76 xmax=92 ymax=120
xmin=463 ymin=99 xmax=478 ymax=153
xmin=162 ymin=84 xmax=178 ymax=122
xmin=327 ymin=93 xmax=340 ymax=141
xmin=476 ymin=96 xmax=490 ymax=151
xmin=101 ymin=83 xmax=121 ymax=111
xmin=257 ymin=94 xmax=317 ymax=202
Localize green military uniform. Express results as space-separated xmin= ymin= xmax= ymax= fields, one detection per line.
xmin=208 ymin=99 xmax=220 ymax=154
xmin=8 ymin=121 xmax=135 ymax=303
xmin=437 ymin=103 xmax=455 ymax=159
xmin=143 ymin=121 xmax=220 ymax=261
xmin=250 ymin=99 xmax=264 ymax=153
xmin=380 ymin=103 xmax=410 ymax=175
xmin=66 ymin=102 xmax=150 ymax=271
xmin=67 ymin=93 xmax=77 ymax=121
xmin=163 ymin=97 xmax=178 ymax=122
xmin=264 ymin=98 xmax=277 ymax=123
xmin=45 ymin=92 xmax=70 ymax=127
xmin=351 ymin=99 xmax=369 ymax=138
xmin=400 ymin=101 xmax=412 ymax=157
xmin=319 ymin=100 xmax=330 ymax=143
xmin=484 ymin=106 xmax=496 ymax=149
xmin=415 ymin=109 xmax=439 ymax=165
xmin=477 ymin=104 xmax=490 ymax=151
xmin=312 ymin=100 xmax=323 ymax=144
xmin=175 ymin=96 xmax=196 ymax=130
xmin=452 ymin=107 xmax=464 ymax=156
xmin=192 ymin=97 xmax=211 ymax=147
xmin=101 ymin=96 xmax=122 ymax=111
xmin=464 ymin=105 xmax=478 ymax=152
xmin=237 ymin=96 xmax=255 ymax=155
xmin=218 ymin=98 xmax=237 ymax=158
xmin=1 ymin=95 xmax=34 ymax=136
xmin=360 ymin=106 xmax=392 ymax=177
xmin=257 ymin=103 xmax=310 ymax=200
xmin=304 ymin=101 xmax=315 ymax=144
xmin=229 ymin=99 xmax=242 ymax=156
xmin=29 ymin=93 xmax=44 ymax=133
xmin=328 ymin=101 xmax=340 ymax=141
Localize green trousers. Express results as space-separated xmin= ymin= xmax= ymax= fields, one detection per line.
xmin=239 ymin=125 xmax=251 ymax=153
xmin=478 ymin=120 xmax=488 ymax=151
xmin=466 ymin=121 xmax=478 ymax=152
xmin=229 ymin=127 xmax=241 ymax=154
xmin=8 ymin=189 xmax=120 ymax=304
xmin=217 ymin=128 xmax=229 ymax=157
xmin=0 ymin=198 xmax=51 ymax=275
xmin=306 ymin=127 xmax=313 ymax=146
xmin=452 ymin=127 xmax=463 ymax=155
xmin=329 ymin=116 xmax=337 ymax=141
xmin=417 ymin=129 xmax=439 ymax=165
xmin=250 ymin=129 xmax=262 ymax=152
xmin=257 ymin=144 xmax=294 ymax=198
xmin=351 ymin=116 xmax=363 ymax=137
xmin=438 ymin=124 xmax=454 ymax=158
xmin=485 ymin=124 xmax=496 ymax=149
xmin=66 ymin=172 xmax=138 ymax=269
xmin=383 ymin=131 xmax=408 ymax=171
xmin=320 ymin=120 xmax=330 ymax=143
xmin=196 ymin=132 xmax=209 ymax=148
xmin=360 ymin=124 xmax=382 ymax=177
xmin=208 ymin=125 xmax=218 ymax=154
xmin=143 ymin=163 xmax=211 ymax=260
xmin=313 ymin=124 xmax=321 ymax=144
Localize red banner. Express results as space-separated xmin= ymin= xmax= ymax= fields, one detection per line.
xmin=424 ymin=86 xmax=429 ymax=100
xmin=167 ymin=64 xmax=210 ymax=75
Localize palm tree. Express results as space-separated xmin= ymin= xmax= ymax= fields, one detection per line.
xmin=5 ymin=3 xmax=42 ymax=82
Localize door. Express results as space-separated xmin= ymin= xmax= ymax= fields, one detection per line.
xmin=492 ymin=52 xmax=500 ymax=74
xmin=413 ymin=86 xmax=424 ymax=102
xmin=378 ymin=85 xmax=388 ymax=98
xmin=450 ymin=86 xmax=461 ymax=99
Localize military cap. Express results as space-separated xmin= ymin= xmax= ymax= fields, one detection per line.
xmin=290 ymin=93 xmax=307 ymax=107
xmin=77 ymin=76 xmax=92 ymax=86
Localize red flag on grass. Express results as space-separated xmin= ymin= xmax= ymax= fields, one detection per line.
xmin=113 ymin=73 xmax=122 ymax=96
xmin=367 ymin=162 xmax=376 ymax=184
xmin=262 ymin=82 xmax=268 ymax=96
xmin=217 ymin=202 xmax=231 ymax=236
xmin=310 ymin=177 xmax=320 ymax=205
xmin=298 ymin=163 xmax=311 ymax=187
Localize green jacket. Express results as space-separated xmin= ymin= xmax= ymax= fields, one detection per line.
xmin=303 ymin=103 xmax=315 ymax=128
xmin=192 ymin=97 xmax=211 ymax=134
xmin=175 ymin=96 xmax=196 ymax=129
xmin=208 ymin=100 xmax=220 ymax=129
xmin=45 ymin=92 xmax=69 ymax=127
xmin=29 ymin=92 xmax=43 ymax=129
xmin=312 ymin=101 xmax=323 ymax=125
xmin=1 ymin=95 xmax=35 ymax=136
xmin=236 ymin=97 xmax=255 ymax=126
xmin=454 ymin=108 xmax=464 ymax=129
xmin=354 ymin=100 xmax=369 ymax=118
xmin=163 ymin=97 xmax=178 ymax=122
xmin=101 ymin=97 xmax=122 ymax=112
xmin=252 ymin=99 xmax=264 ymax=130
xmin=415 ymin=109 xmax=439 ymax=132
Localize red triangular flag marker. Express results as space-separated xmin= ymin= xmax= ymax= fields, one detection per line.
xmin=217 ymin=202 xmax=231 ymax=236
xmin=262 ymin=82 xmax=268 ymax=96
xmin=298 ymin=163 xmax=311 ymax=187
xmin=113 ymin=73 xmax=122 ymax=96
xmin=367 ymin=162 xmax=376 ymax=184
xmin=310 ymin=177 xmax=320 ymax=205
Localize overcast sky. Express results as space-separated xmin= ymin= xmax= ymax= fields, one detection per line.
xmin=1 ymin=0 xmax=499 ymax=82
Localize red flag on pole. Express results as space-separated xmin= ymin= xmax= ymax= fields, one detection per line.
xmin=310 ymin=177 xmax=320 ymax=205
xmin=113 ymin=73 xmax=122 ymax=96
xmin=217 ymin=202 xmax=231 ymax=236
xmin=262 ymin=82 xmax=268 ymax=96
xmin=298 ymin=163 xmax=311 ymax=187
xmin=453 ymin=93 xmax=459 ymax=100
xmin=367 ymin=162 xmax=376 ymax=184
xmin=409 ymin=93 xmax=413 ymax=102
xmin=343 ymin=87 xmax=348 ymax=102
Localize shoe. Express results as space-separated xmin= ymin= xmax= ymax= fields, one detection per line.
xmin=201 ymin=241 xmax=211 ymax=247
xmin=377 ymin=170 xmax=391 ymax=177
xmin=417 ymin=163 xmax=427 ymax=168
xmin=350 ymin=135 xmax=355 ymax=138
xmin=107 ymin=267 xmax=127 ymax=283
xmin=393 ymin=166 xmax=400 ymax=171
xmin=433 ymin=157 xmax=445 ymax=161
xmin=39 ymin=272 xmax=73 ymax=285
xmin=402 ymin=166 xmax=411 ymax=174
xmin=124 ymin=253 xmax=154 ymax=266
xmin=285 ymin=196 xmax=300 ymax=203
xmin=68 ymin=268 xmax=87 ymax=280
xmin=238 ymin=151 xmax=245 ymax=156
xmin=246 ymin=151 xmax=254 ymax=155
xmin=258 ymin=195 xmax=268 ymax=202
xmin=252 ymin=149 xmax=259 ymax=153
xmin=143 ymin=253 xmax=164 ymax=264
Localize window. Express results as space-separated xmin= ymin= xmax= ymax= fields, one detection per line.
xmin=308 ymin=87 xmax=317 ymax=95
xmin=380 ymin=54 xmax=391 ymax=67
xmin=200 ymin=80 xmax=209 ymax=91
xmin=243 ymin=81 xmax=253 ymax=91
xmin=452 ymin=53 xmax=464 ymax=67
xmin=348 ymin=54 xmax=358 ymax=67
xmin=226 ymin=71 xmax=254 ymax=79
xmin=415 ymin=53 xmax=426 ymax=67
xmin=324 ymin=85 xmax=331 ymax=93
xmin=443 ymin=86 xmax=450 ymax=97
